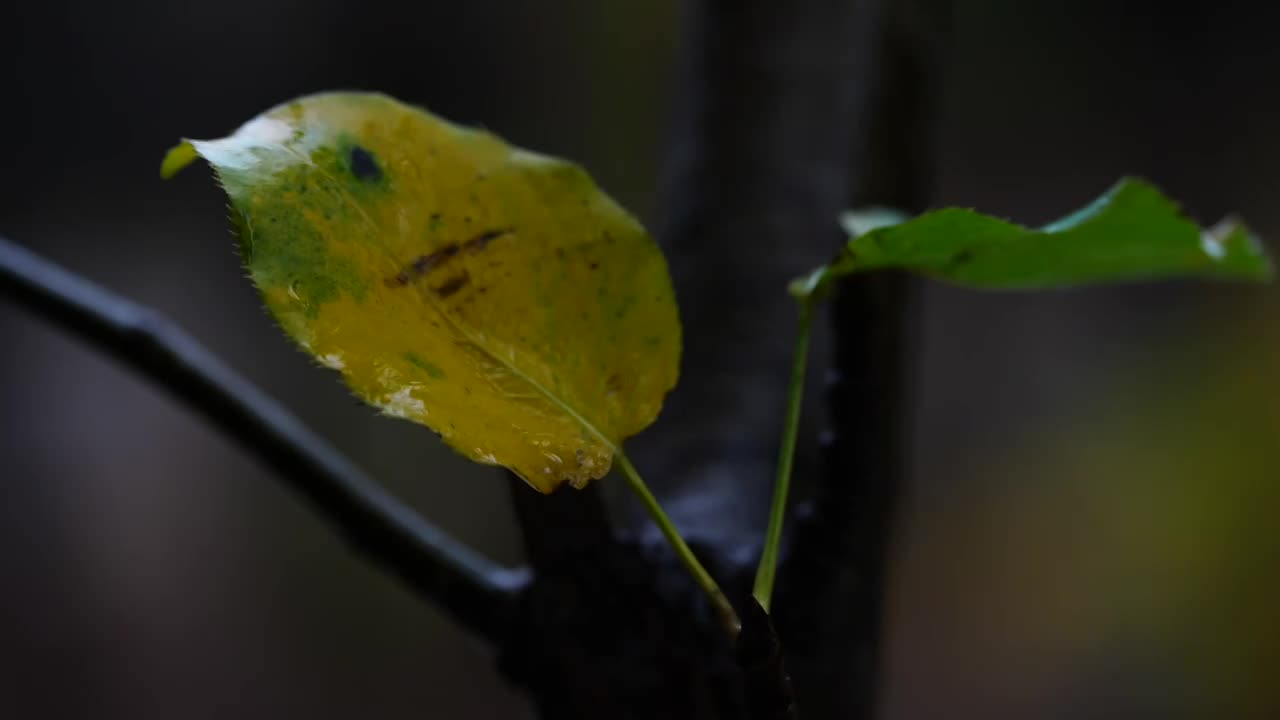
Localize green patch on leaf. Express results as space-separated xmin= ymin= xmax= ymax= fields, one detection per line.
xmin=404 ymin=352 xmax=446 ymax=379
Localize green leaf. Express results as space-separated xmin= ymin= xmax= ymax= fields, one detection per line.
xmin=793 ymin=178 xmax=1271 ymax=298
xmin=163 ymin=92 xmax=681 ymax=493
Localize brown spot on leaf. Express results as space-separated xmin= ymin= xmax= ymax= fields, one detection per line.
xmin=386 ymin=244 xmax=460 ymax=287
xmin=462 ymin=228 xmax=511 ymax=255
xmin=433 ymin=272 xmax=471 ymax=298
xmin=414 ymin=244 xmax=460 ymax=272
xmin=606 ymin=372 xmax=624 ymax=395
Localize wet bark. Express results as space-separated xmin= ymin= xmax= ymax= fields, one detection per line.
xmin=501 ymin=0 xmax=944 ymax=718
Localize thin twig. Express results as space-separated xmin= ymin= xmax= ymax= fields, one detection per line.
xmin=752 ymin=300 xmax=814 ymax=613
xmin=616 ymin=452 xmax=742 ymax=640
xmin=0 ymin=235 xmax=528 ymax=644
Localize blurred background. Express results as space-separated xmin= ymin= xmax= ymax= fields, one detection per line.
xmin=1 ymin=0 xmax=1277 ymax=717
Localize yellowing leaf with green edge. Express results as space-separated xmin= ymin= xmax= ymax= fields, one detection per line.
xmin=162 ymin=92 xmax=680 ymax=493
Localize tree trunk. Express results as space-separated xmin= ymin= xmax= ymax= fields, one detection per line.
xmin=499 ymin=0 xmax=943 ymax=718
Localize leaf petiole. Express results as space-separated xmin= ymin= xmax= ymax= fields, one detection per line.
xmin=752 ymin=299 xmax=814 ymax=613
xmin=615 ymin=452 xmax=742 ymax=640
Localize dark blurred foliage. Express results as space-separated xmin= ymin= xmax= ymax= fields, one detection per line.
xmin=1 ymin=0 xmax=1277 ymax=718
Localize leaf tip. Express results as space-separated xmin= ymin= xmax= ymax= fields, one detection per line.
xmin=1207 ymin=216 xmax=1274 ymax=282
xmin=160 ymin=140 xmax=200 ymax=180
xmin=839 ymin=206 xmax=910 ymax=238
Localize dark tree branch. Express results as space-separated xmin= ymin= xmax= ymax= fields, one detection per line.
xmin=509 ymin=475 xmax=613 ymax=573
xmin=637 ymin=0 xmax=879 ymax=551
xmin=778 ymin=1 xmax=946 ymax=717
xmin=0 ymin=235 xmax=527 ymax=645
xmin=737 ymin=598 xmax=799 ymax=720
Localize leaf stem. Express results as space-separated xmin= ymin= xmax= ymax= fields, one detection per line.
xmin=615 ymin=452 xmax=742 ymax=639
xmin=752 ymin=299 xmax=814 ymax=613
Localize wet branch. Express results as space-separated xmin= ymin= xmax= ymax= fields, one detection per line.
xmin=0 ymin=234 xmax=527 ymax=645
xmin=777 ymin=1 xmax=946 ymax=717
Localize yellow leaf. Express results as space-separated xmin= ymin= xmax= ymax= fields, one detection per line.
xmin=164 ymin=92 xmax=680 ymax=492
